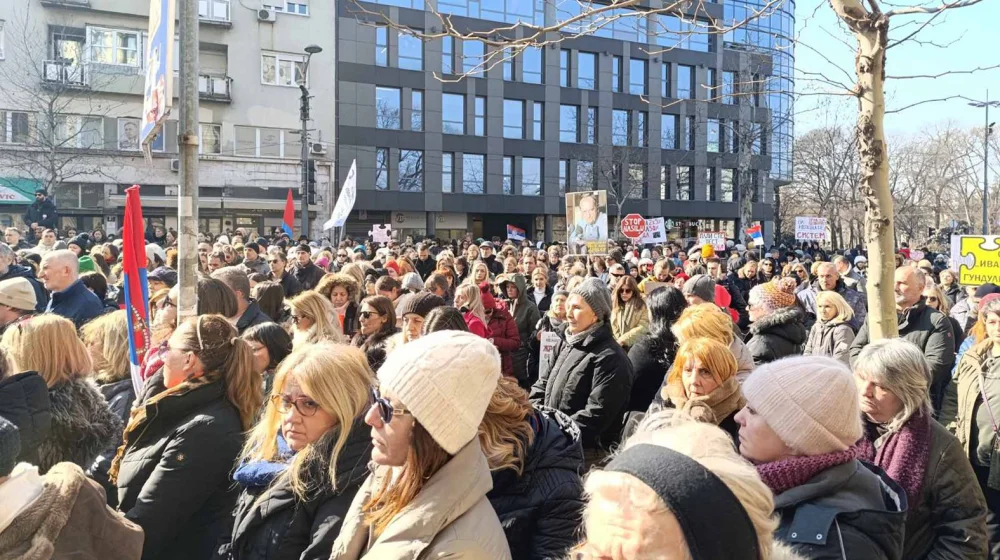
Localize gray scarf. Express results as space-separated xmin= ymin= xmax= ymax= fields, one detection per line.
xmin=566 ymin=320 xmax=603 ymax=346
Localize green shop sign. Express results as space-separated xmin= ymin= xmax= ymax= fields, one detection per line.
xmin=0 ymin=178 xmax=41 ymax=205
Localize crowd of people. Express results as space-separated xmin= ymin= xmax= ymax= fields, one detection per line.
xmin=0 ymin=219 xmax=998 ymax=559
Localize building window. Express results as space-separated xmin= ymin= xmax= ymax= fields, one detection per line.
xmin=87 ymin=27 xmax=140 ymax=66
xmin=577 ymin=160 xmax=594 ymax=188
xmin=706 ymin=68 xmax=717 ymax=101
xmin=55 ymin=115 xmax=103 ymax=149
xmin=265 ymin=1 xmax=309 ymax=14
xmin=657 ymin=15 xmax=711 ymax=52
xmin=438 ymin=0 xmax=544 ymax=26
xmin=707 ymin=118 xmax=720 ymax=152
xmin=637 ymin=111 xmax=647 ymax=147
xmin=629 ymin=58 xmax=646 ymax=95
xmin=0 ymin=20 xmax=5 ymax=60
xmin=411 ymin=90 xmax=423 ymax=131
xmin=627 ymin=164 xmax=645 ymax=198
xmin=661 ymin=63 xmax=670 ymax=97
xmin=585 ymin=107 xmax=596 ymax=144
xmin=723 ymin=71 xmax=737 ymax=104
xmin=463 ymin=153 xmax=485 ymax=194
xmin=199 ymin=123 xmax=221 ymax=154
xmin=442 ymin=37 xmax=454 ymax=74
xmin=612 ymin=109 xmax=629 ymax=146
xmin=523 ymin=47 xmax=542 ymax=84
xmin=522 ymin=157 xmax=541 ymax=196
xmin=233 ymin=126 xmax=298 ymax=158
xmin=677 ymin=65 xmax=693 ymax=99
xmin=503 ymin=156 xmax=514 ymax=195
xmin=706 ymin=167 xmax=716 ymax=201
xmin=611 ymin=56 xmax=622 ymax=92
xmin=199 ymin=0 xmax=230 ymax=21
xmin=0 ymin=111 xmax=32 ymax=144
xmin=752 ymin=122 xmax=762 ymax=154
xmin=559 ymin=49 xmax=570 ymax=87
xmin=503 ymin=99 xmax=524 ymax=139
xmin=660 ymin=165 xmax=669 ymax=199
xmin=442 ymin=152 xmax=454 ymax=193
xmin=532 ymin=102 xmax=543 ymax=140
xmin=399 ymin=149 xmax=423 ymax=191
xmin=661 ymin=114 xmax=678 ymax=149
xmin=261 ymin=51 xmax=306 ymax=87
xmin=463 ymin=40 xmax=484 ymax=77
xmin=442 ymin=93 xmax=464 ymax=134
xmin=558 ymin=159 xmax=568 ymax=195
xmin=398 ymin=33 xmax=423 ymax=71
xmin=375 ymin=147 xmax=389 ymax=191
xmin=578 ymin=51 xmax=596 ymax=89
xmin=721 ymin=168 xmax=735 ymax=202
xmin=676 ymin=166 xmax=692 ymax=200
xmin=503 ymin=50 xmax=514 ymax=81
xmin=376 ymin=87 xmax=402 ymax=129
xmin=560 ymin=105 xmax=578 ymax=143
xmin=474 ymin=96 xmax=486 ymax=136
xmin=375 ymin=27 xmax=388 ymax=67
xmin=686 ymin=116 xmax=696 ymax=150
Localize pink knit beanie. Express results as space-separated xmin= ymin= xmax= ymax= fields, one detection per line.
xmin=741 ymin=355 xmax=862 ymax=455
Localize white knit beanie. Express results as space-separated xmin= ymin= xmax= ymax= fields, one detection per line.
xmin=377 ymin=330 xmax=500 ymax=454
xmin=741 ymin=356 xmax=862 ymax=455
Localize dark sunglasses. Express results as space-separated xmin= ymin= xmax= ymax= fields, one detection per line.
xmin=621 ymin=289 xmax=633 ymax=294
xmin=611 ymin=273 xmax=624 ymax=279
xmin=927 ymin=296 xmax=939 ymax=303
xmin=267 ymin=259 xmax=282 ymax=264
xmin=359 ymin=310 xmax=380 ymax=320
xmin=271 ymin=394 xmax=321 ymax=417
xmin=370 ymin=387 xmax=411 ymax=424
xmin=290 ymin=314 xmax=302 ymax=324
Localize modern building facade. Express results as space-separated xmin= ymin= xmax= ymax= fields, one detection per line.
xmin=0 ymin=0 xmax=336 ymax=238
xmin=335 ymin=0 xmax=789 ymax=244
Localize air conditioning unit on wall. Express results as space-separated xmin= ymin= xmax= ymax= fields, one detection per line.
xmin=258 ymin=7 xmax=277 ymax=22
xmin=310 ymin=142 xmax=326 ymax=155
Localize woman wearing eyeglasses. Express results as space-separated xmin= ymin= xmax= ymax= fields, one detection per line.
xmin=110 ymin=315 xmax=262 ymax=560
xmin=350 ymin=296 xmax=398 ymax=372
xmin=218 ymin=343 xmax=373 ymax=560
xmin=330 ymin=331 xmax=511 ymax=559
xmin=287 ymin=291 xmax=345 ymax=349
xmin=610 ymin=275 xmax=648 ymax=351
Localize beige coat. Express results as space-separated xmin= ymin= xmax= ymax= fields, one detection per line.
xmin=611 ymin=304 xmax=649 ymax=348
xmin=330 ymin=440 xmax=512 ymax=560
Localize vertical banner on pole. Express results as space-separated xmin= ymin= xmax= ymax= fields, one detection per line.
xmin=123 ymin=186 xmax=151 ymax=395
xmin=141 ymin=0 xmax=176 ymax=151
xmin=325 ymin=160 xmax=357 ymax=231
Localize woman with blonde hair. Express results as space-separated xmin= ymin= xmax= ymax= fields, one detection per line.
xmin=480 ymin=377 xmax=585 ymax=560
xmin=467 ymin=261 xmax=492 ymax=287
xmin=218 ymin=343 xmax=375 ymax=559
xmin=317 ymin=273 xmax=360 ymax=337
xmin=575 ymin=410 xmax=802 ymax=560
xmin=610 ymin=275 xmax=648 ymax=350
xmin=804 ymin=290 xmax=856 ymax=364
xmin=288 ymin=291 xmax=345 ymax=348
xmin=454 ymin=283 xmax=491 ymax=338
xmin=339 ymin=262 xmax=367 ymax=304
xmin=111 ymin=314 xmax=262 ymax=560
xmin=672 ymin=302 xmax=754 ymax=381
xmin=1 ymin=314 xmax=120 ymax=473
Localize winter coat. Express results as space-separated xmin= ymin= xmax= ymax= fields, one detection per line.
xmin=236 ymin=301 xmax=274 ymax=335
xmin=529 ymin=286 xmax=552 ymax=314
xmin=948 ymin=316 xmax=966 ymax=352
xmin=39 ymin=378 xmax=121 ymax=474
xmin=797 ymin=280 xmax=867 ymax=331
xmin=942 ymin=340 xmax=1000 ymax=489
xmin=488 ymin=307 xmax=523 ymax=379
xmin=463 ymin=310 xmax=491 ymax=339
xmin=773 ymin=460 xmax=907 ymax=560
xmin=291 ymin=262 xmax=326 ymax=292
xmin=850 ymin=298 xmax=955 ymax=410
xmin=727 ymin=270 xmax=758 ymax=304
xmin=414 ymin=256 xmax=436 ymax=280
xmin=329 ymin=440 xmax=512 ymax=560
xmin=351 ymin=327 xmax=399 ymax=372
xmin=22 ymin=197 xmax=57 ymax=231
xmin=218 ymin=419 xmax=372 ymax=560
xmin=0 ymin=462 xmax=144 ymax=560
xmin=268 ymin=270 xmax=303 ymax=299
xmin=0 ymin=264 xmax=48 ymax=312
xmin=115 ymin=372 xmax=244 ymax=560
xmin=943 ymin=284 xmax=963 ymax=307
xmin=627 ymin=332 xmax=677 ymax=413
xmin=717 ymin=274 xmax=750 ymax=329
xmin=804 ymin=319 xmax=855 ymax=365
xmin=529 ymin=322 xmax=633 ymax=451
xmin=46 ymin=279 xmax=105 ymax=328
xmin=950 ymin=297 xmax=976 ymax=336
xmin=865 ymin=418 xmax=988 ymax=559
xmin=482 ymin=254 xmax=504 ymax=276
xmin=0 ymin=371 xmax=51 ymax=466
xmin=745 ymin=307 xmax=808 ymax=366
xmin=89 ymin=377 xmax=136 ymax=508
xmin=845 ymin=268 xmax=867 ymax=293
xmin=731 ymin=337 xmax=755 ymax=383
xmin=527 ymin=314 xmax=564 ymax=389
xmin=501 ymin=275 xmax=542 ymax=382
xmin=610 ymin=302 xmax=649 ymax=349
xmin=240 ymin=258 xmax=269 ymax=277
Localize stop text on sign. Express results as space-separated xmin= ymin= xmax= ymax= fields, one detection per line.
xmin=621 ymin=214 xmax=646 ymax=239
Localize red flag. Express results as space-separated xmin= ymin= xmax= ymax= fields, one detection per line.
xmin=282 ymin=189 xmax=294 ymax=237
xmin=123 ymin=185 xmax=151 ymax=394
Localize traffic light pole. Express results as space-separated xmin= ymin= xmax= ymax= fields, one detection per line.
xmin=299 ymin=84 xmax=311 ymax=239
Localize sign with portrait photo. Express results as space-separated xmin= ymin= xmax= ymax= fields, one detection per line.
xmin=565 ymin=190 xmax=609 ymax=256
xmin=141 ymin=0 xmax=176 ymax=150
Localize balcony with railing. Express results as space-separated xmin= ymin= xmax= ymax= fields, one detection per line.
xmin=198 ymin=75 xmax=232 ymax=102
xmin=41 ymin=59 xmax=87 ymax=89
xmin=199 ymin=0 xmax=233 ymax=27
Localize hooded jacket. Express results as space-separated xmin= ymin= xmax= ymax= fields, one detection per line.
xmin=0 ymin=371 xmax=50 ymax=466
xmin=804 ymin=319 xmax=855 ymax=365
xmin=218 ymin=419 xmax=372 ymax=560
xmin=745 ymin=307 xmax=808 ymax=366
xmin=47 ymin=279 xmax=105 ymax=328
xmin=39 ymin=378 xmax=122 ymax=474
xmin=488 ymin=306 xmax=523 ymax=379
xmin=773 ymin=460 xmax=907 ymax=560
xmin=488 ymin=408 xmax=585 ymax=560
xmin=0 ymin=264 xmax=48 ymax=312
xmin=330 ymin=440 xmax=512 ymax=559
xmin=500 ymin=275 xmax=541 ymax=382
xmin=240 ymin=258 xmax=269 ymax=277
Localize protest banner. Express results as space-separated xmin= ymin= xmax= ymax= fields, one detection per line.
xmin=795 ymin=217 xmax=828 ymax=241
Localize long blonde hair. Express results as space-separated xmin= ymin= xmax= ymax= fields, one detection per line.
xmin=240 ymin=342 xmax=374 ymax=499
xmin=289 ymin=291 xmax=345 ymax=346
xmin=455 ymin=284 xmax=487 ymax=325
xmin=478 ymin=377 xmax=536 ymax=474
xmin=80 ymin=310 xmax=130 ymax=385
xmin=2 ymin=315 xmax=92 ymax=387
xmin=465 ymin=262 xmax=491 ymax=286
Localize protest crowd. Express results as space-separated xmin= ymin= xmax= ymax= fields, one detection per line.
xmin=0 ymin=199 xmax=998 ymax=559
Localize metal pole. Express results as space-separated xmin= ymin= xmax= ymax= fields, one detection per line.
xmin=177 ymin=0 xmax=200 ymax=320
xmin=985 ymin=90 xmax=991 ymax=236
xmin=300 ymin=83 xmax=311 ymax=240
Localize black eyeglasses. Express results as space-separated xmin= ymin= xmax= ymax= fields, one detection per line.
xmin=359 ymin=310 xmax=380 ymax=320
xmin=370 ymin=387 xmax=411 ymax=424
xmin=271 ymin=394 xmax=321 ymax=417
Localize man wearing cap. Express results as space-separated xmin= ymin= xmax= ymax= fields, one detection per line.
xmin=289 ymin=243 xmax=325 ymax=291
xmin=39 ymin=250 xmax=104 ymax=328
xmin=0 ymin=277 xmax=37 ymax=334
xmin=0 ymin=242 xmax=47 ymax=312
xmin=240 ymin=242 xmax=269 ymax=276
xmin=480 ymin=241 xmax=504 ymax=276
xmin=22 ymin=189 xmax=57 ymax=242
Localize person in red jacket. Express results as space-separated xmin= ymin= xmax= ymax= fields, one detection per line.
xmin=483 ymin=284 xmax=521 ymax=378
xmin=455 ymin=284 xmax=492 ymax=339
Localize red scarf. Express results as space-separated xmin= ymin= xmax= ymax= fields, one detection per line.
xmin=857 ymin=410 xmax=931 ymax=506
xmin=756 ymin=446 xmax=860 ymax=495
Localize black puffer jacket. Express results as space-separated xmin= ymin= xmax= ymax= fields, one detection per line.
xmin=90 ymin=377 xmax=137 ymax=507
xmin=115 ymin=372 xmax=244 ymax=560
xmin=488 ymin=408 xmax=585 ymax=560
xmin=745 ymin=307 xmax=808 ymax=365
xmin=39 ymin=377 xmax=122 ymax=473
xmin=352 ymin=327 xmax=399 ymax=372
xmin=291 ymin=261 xmax=326 ymax=292
xmin=626 ymin=332 xmax=677 ymax=413
xmin=0 ymin=371 xmax=51 ymax=466
xmin=529 ymin=322 xmax=633 ymax=451
xmin=218 ymin=418 xmax=372 ymax=560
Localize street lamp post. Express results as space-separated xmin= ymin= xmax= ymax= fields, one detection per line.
xmin=969 ymin=91 xmax=999 ymax=235
xmin=299 ymin=45 xmax=323 ymax=240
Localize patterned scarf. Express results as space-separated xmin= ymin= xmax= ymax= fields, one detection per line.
xmin=857 ymin=410 xmax=931 ymax=506
xmin=665 ymin=376 xmax=746 ymax=426
xmin=756 ymin=446 xmax=860 ymax=495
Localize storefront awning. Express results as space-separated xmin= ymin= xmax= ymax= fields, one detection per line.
xmin=0 ymin=178 xmax=40 ymax=205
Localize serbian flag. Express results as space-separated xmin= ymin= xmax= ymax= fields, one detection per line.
xmin=282 ymin=189 xmax=295 ymax=237
xmin=123 ymin=185 xmax=151 ymax=395
xmin=746 ymin=224 xmax=763 ymax=242
xmin=506 ymin=224 xmax=526 ymax=241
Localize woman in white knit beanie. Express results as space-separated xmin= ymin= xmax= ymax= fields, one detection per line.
xmin=734 ymin=355 xmax=907 ymax=560
xmin=329 ymin=331 xmax=512 ymax=560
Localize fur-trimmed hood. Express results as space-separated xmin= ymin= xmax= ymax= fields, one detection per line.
xmin=749 ymin=306 xmax=807 ymax=342
xmin=38 ymin=377 xmax=122 ymax=473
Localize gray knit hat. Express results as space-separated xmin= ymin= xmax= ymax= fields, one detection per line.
xmin=0 ymin=415 xmax=20 ymax=478
xmin=683 ymin=274 xmax=716 ymax=304
xmin=572 ymin=277 xmax=612 ymax=322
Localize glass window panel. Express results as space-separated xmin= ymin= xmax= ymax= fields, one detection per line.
xmin=721 ymin=168 xmax=735 ymax=202
xmin=558 ymin=160 xmax=568 ymax=195
xmin=398 ymin=33 xmax=423 ymax=70
xmin=442 ymin=152 xmax=454 ymax=193
xmin=686 ymin=116 xmax=696 ymax=150
xmin=463 ymin=154 xmax=485 ymax=194
xmin=676 ymin=166 xmax=692 ymax=200
xmin=399 ymin=149 xmax=423 ymax=191
xmin=662 ymin=63 xmax=671 ymax=98
xmin=559 ymin=49 xmax=570 ymax=87
xmin=559 ymin=105 xmax=578 ymax=143
xmin=533 ymin=102 xmax=543 ymax=140
xmin=259 ymin=128 xmax=281 ymax=157
xmin=661 ymin=114 xmax=678 ymax=149
xmin=474 ymin=96 xmax=486 ymax=136
xmin=502 ymin=156 xmax=513 ymax=195
xmin=463 ymin=40 xmax=484 ymax=77
xmin=677 ymin=65 xmax=693 ymax=99
xmin=442 ymin=93 xmax=464 ymax=134
xmin=578 ymin=51 xmax=596 ymax=90
xmin=611 ymin=56 xmax=622 ymax=92
xmin=585 ymin=107 xmax=596 ymax=144
xmin=523 ymin=47 xmax=542 ymax=83
xmin=723 ymin=71 xmax=737 ymax=104
xmin=375 ymin=147 xmax=389 ymax=191
xmin=503 ymin=99 xmax=524 ymax=139
xmin=522 ymin=157 xmax=541 ymax=196
xmin=707 ymin=118 xmax=719 ymax=152
xmin=411 ymin=90 xmax=423 ymax=131
xmin=442 ymin=37 xmax=454 ymax=74
xmin=612 ymin=109 xmax=629 ymax=146
xmin=660 ymin=165 xmax=670 ymax=199
xmin=637 ymin=111 xmax=647 ymax=147
xmin=375 ymin=27 xmax=388 ymax=67
xmin=627 ymin=163 xmax=645 ymax=199
xmin=376 ymin=87 xmax=402 ymax=129
xmin=577 ymin=160 xmax=594 ymax=188
xmin=629 ymin=59 xmax=646 ymax=95
xmin=200 ymin=123 xmax=221 ymax=154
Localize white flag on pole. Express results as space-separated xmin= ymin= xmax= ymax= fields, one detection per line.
xmin=324 ymin=160 xmax=357 ymax=231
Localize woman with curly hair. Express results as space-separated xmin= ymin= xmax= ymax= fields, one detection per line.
xmin=317 ymin=273 xmax=361 ymax=337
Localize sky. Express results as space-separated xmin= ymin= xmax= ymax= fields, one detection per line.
xmin=792 ymin=0 xmax=999 ymax=136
